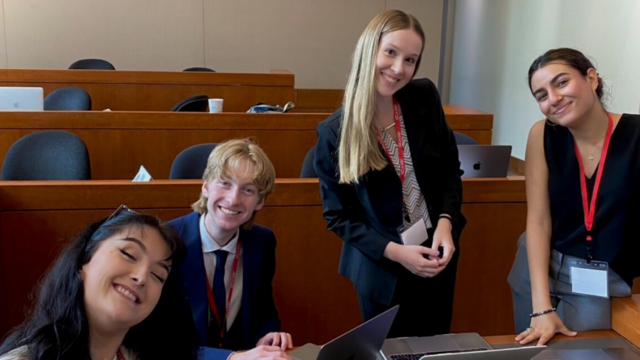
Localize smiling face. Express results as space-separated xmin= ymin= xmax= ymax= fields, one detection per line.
xmin=530 ymin=62 xmax=600 ymax=127
xmin=81 ymin=225 xmax=171 ymax=332
xmin=375 ymin=28 xmax=422 ymax=99
xmin=202 ymin=159 xmax=264 ymax=243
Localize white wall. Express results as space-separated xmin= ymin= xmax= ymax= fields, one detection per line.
xmin=0 ymin=2 xmax=7 ymax=68
xmin=449 ymin=0 xmax=640 ymax=159
xmin=0 ymin=0 xmax=444 ymax=89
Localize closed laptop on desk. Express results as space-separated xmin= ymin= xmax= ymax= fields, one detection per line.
xmin=458 ymin=145 xmax=512 ymax=178
xmin=535 ymin=348 xmax=640 ymax=360
xmin=0 ymin=87 xmax=43 ymax=111
xmin=382 ymin=333 xmax=544 ymax=360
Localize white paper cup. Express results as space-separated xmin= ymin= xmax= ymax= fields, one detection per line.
xmin=208 ymin=98 xmax=224 ymax=113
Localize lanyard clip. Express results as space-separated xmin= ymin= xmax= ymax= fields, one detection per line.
xmin=586 ymin=245 xmax=594 ymax=264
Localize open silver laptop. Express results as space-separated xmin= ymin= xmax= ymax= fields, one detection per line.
xmin=457 ymin=145 xmax=512 ymax=178
xmin=290 ymin=306 xmax=398 ymax=360
xmin=0 ymin=87 xmax=43 ymax=111
xmin=382 ymin=333 xmax=544 ymax=360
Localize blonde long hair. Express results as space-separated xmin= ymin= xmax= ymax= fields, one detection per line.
xmin=338 ymin=10 xmax=425 ymax=184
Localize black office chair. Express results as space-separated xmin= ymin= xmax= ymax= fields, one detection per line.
xmin=170 ymin=143 xmax=218 ymax=179
xmin=454 ymin=132 xmax=478 ymax=145
xmin=44 ymin=87 xmax=92 ymax=111
xmin=1 ymin=131 xmax=91 ymax=180
xmin=69 ymin=59 xmax=116 ymax=70
xmin=171 ymin=94 xmax=209 ymax=112
xmin=300 ymin=145 xmax=317 ymax=178
xmin=183 ymin=67 xmax=216 ymax=72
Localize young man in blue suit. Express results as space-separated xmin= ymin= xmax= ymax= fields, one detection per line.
xmin=167 ymin=139 xmax=292 ymax=360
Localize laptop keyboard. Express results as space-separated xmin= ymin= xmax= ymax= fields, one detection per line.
xmin=390 ymin=347 xmax=490 ymax=360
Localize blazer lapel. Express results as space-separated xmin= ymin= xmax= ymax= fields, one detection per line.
xmin=178 ymin=213 xmax=210 ymax=346
xmin=399 ymin=99 xmax=428 ymax=161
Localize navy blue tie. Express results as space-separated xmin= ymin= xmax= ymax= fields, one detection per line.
xmin=213 ymin=250 xmax=229 ymax=332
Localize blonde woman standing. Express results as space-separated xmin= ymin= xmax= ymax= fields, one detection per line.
xmin=314 ymin=10 xmax=465 ymax=337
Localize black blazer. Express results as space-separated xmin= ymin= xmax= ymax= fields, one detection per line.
xmin=313 ymin=78 xmax=466 ymax=306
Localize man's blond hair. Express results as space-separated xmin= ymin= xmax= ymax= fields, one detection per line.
xmin=192 ymin=139 xmax=276 ymax=228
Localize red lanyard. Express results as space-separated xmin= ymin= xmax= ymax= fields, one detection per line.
xmin=376 ymin=97 xmax=406 ymax=184
xmin=115 ymin=350 xmax=125 ymax=360
xmin=204 ymin=241 xmax=241 ymax=346
xmin=573 ymin=112 xmax=614 ymax=260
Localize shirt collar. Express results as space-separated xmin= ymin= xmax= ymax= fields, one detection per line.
xmin=199 ymin=213 xmax=239 ymax=254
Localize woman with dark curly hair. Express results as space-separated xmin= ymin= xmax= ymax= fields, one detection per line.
xmin=0 ymin=206 xmax=197 ymax=360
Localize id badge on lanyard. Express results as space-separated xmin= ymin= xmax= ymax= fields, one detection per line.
xmin=570 ymin=259 xmax=609 ymax=298
xmin=570 ymin=112 xmax=613 ymax=298
xmin=398 ymin=217 xmax=429 ymax=246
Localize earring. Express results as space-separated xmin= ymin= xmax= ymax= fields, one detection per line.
xmin=545 ymin=118 xmax=558 ymax=127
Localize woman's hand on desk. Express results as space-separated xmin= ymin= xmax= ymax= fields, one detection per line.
xmin=384 ymin=242 xmax=440 ymax=278
xmin=230 ymin=345 xmax=291 ymax=360
xmin=515 ymin=312 xmax=577 ymax=346
xmin=257 ymin=332 xmax=293 ymax=350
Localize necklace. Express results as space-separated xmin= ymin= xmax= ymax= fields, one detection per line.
xmin=587 ymin=138 xmax=603 ymax=161
xmin=382 ymin=122 xmax=395 ymax=131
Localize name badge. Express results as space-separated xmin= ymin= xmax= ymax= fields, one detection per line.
xmin=399 ymin=218 xmax=428 ymax=246
xmin=569 ymin=259 xmax=609 ymax=298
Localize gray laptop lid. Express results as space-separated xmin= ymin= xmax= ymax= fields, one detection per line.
xmin=457 ymin=145 xmax=512 ymax=178
xmin=0 ymin=87 xmax=44 ymax=111
xmin=291 ymin=305 xmax=398 ymax=360
xmin=535 ymin=348 xmax=640 ymax=360
xmin=418 ymin=346 xmax=545 ymax=359
xmin=384 ymin=333 xmax=490 ymax=356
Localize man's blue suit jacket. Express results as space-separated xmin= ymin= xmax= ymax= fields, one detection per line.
xmin=167 ymin=212 xmax=281 ymax=360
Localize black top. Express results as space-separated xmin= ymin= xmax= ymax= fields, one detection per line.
xmin=544 ymin=114 xmax=640 ymax=285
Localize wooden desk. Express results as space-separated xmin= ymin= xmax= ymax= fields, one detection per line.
xmin=0 ymin=108 xmax=494 ymax=179
xmin=295 ymin=89 xmax=494 ymax=144
xmin=613 ymin=295 xmax=640 ymax=348
xmin=0 ymin=69 xmax=295 ymax=112
xmin=0 ymin=177 xmax=525 ymax=343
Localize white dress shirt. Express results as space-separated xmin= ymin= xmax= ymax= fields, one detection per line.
xmin=199 ymin=214 xmax=243 ymax=331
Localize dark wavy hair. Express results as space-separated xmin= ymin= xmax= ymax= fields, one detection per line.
xmin=0 ymin=211 xmax=198 ymax=359
xmin=528 ymin=47 xmax=605 ymax=101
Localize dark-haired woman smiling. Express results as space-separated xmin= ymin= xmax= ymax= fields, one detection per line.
xmin=509 ymin=48 xmax=640 ymax=346
xmin=0 ymin=208 xmax=196 ymax=360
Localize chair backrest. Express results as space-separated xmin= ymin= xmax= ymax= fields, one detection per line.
xmin=300 ymin=145 xmax=317 ymax=178
xmin=69 ymin=59 xmax=116 ymax=70
xmin=169 ymin=143 xmax=218 ymax=179
xmin=454 ymin=132 xmax=478 ymax=145
xmin=44 ymin=87 xmax=92 ymax=111
xmin=183 ymin=67 xmax=216 ymax=72
xmin=1 ymin=131 xmax=91 ymax=180
xmin=171 ymin=94 xmax=209 ymax=112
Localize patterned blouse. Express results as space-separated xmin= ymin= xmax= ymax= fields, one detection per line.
xmin=377 ymin=115 xmax=432 ymax=235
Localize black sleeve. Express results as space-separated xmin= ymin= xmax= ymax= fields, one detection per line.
xmin=428 ymin=81 xmax=466 ymax=233
xmin=313 ymin=118 xmax=395 ymax=263
xmin=252 ymin=232 xmax=281 ymax=344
